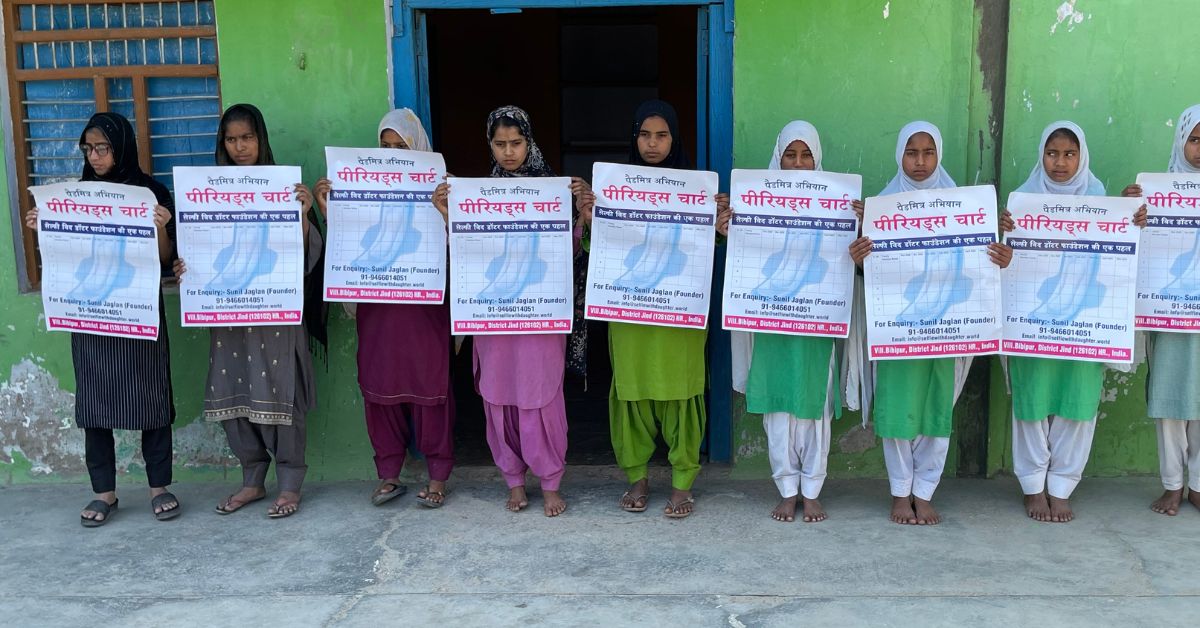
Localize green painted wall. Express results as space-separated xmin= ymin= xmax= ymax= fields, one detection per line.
xmin=0 ymin=0 xmax=391 ymax=485
xmin=2 ymin=0 xmax=1194 ymax=485
xmin=987 ymin=0 xmax=1200 ymax=477
xmin=210 ymin=0 xmax=393 ymax=481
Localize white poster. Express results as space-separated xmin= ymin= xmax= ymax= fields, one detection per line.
xmin=447 ymin=177 xmax=574 ymax=335
xmin=323 ymin=147 xmax=447 ymax=303
xmin=863 ymin=185 xmax=1002 ymax=359
xmin=1001 ymin=192 xmax=1141 ymax=363
xmin=1134 ymin=173 xmax=1200 ymax=332
xmin=723 ymin=169 xmax=861 ymax=337
xmin=30 ymin=182 xmax=162 ymax=340
xmin=174 ymin=166 xmax=305 ymax=327
xmin=584 ymin=162 xmax=717 ymax=329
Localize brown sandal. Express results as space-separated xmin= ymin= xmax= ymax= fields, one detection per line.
xmin=214 ymin=493 xmax=264 ymax=515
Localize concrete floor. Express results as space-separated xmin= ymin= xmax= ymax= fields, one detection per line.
xmin=2 ymin=468 xmax=1199 ymax=627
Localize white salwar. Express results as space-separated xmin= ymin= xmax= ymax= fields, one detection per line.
xmin=882 ymin=435 xmax=950 ymax=501
xmin=1157 ymin=419 xmax=1200 ymax=492
xmin=762 ymin=347 xmax=838 ymax=500
xmin=1012 ymin=414 xmax=1096 ymax=499
xmin=735 ymin=332 xmax=841 ymax=500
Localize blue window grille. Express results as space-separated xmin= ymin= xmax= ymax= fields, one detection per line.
xmin=4 ymin=0 xmax=221 ymax=287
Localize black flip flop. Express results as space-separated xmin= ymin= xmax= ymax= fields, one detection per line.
xmin=81 ymin=498 xmax=118 ymax=528
xmin=371 ymin=482 xmax=407 ymax=506
xmin=416 ymin=486 xmax=446 ymax=509
xmin=151 ymin=492 xmax=181 ymax=521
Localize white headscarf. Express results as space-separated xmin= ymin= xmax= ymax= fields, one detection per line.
xmin=769 ymin=120 xmax=823 ymax=171
xmin=880 ymin=121 xmax=957 ymax=194
xmin=1016 ymin=120 xmax=1105 ymax=196
xmin=378 ymin=108 xmax=432 ymax=152
xmin=1170 ymin=105 xmax=1200 ymax=174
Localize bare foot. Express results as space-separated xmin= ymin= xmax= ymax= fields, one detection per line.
xmin=890 ymin=496 xmax=917 ymax=525
xmin=771 ymin=495 xmax=797 ymax=522
xmin=506 ymin=486 xmax=529 ymax=512
xmin=619 ymin=478 xmax=649 ymax=512
xmin=215 ymin=486 xmax=266 ymax=514
xmin=1025 ymin=492 xmax=1051 ymax=522
xmin=1048 ymin=495 xmax=1074 ymax=522
xmin=543 ymin=490 xmax=566 ymax=517
xmin=1188 ymin=489 xmax=1200 ymax=512
xmin=664 ymin=488 xmax=694 ymax=517
xmin=913 ymin=497 xmax=941 ymax=525
xmin=82 ymin=491 xmax=118 ymax=523
xmin=802 ymin=497 xmax=827 ymax=523
xmin=417 ymin=479 xmax=447 ymax=506
xmin=267 ymin=491 xmax=301 ymax=518
xmin=1150 ymin=488 xmax=1183 ymax=516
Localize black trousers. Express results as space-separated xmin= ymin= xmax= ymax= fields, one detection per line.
xmin=84 ymin=426 xmax=173 ymax=493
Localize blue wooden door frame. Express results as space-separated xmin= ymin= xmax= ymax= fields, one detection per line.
xmin=391 ymin=0 xmax=735 ymax=462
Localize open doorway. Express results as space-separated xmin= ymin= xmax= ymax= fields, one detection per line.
xmin=422 ymin=6 xmax=699 ymax=463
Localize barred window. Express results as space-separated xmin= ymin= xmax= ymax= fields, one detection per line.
xmin=3 ymin=0 xmax=221 ymax=288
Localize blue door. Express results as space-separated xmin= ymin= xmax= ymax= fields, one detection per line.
xmin=391 ymin=0 xmax=734 ymax=462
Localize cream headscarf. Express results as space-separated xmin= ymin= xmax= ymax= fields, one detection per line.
xmin=344 ymin=109 xmax=434 ymax=321
xmin=378 ymin=108 xmax=432 ymax=152
xmin=769 ymin=120 xmax=823 ymax=171
xmin=1170 ymin=105 xmax=1200 ymax=174
xmin=1016 ymin=120 xmax=1105 ymax=196
xmin=880 ymin=121 xmax=957 ymax=194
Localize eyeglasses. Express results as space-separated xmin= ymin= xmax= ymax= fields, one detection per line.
xmin=79 ymin=143 xmax=112 ymax=157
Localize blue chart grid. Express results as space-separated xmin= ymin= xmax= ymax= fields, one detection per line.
xmin=728 ymin=224 xmax=852 ymax=301
xmin=42 ymin=229 xmax=157 ymax=307
xmin=453 ymin=230 xmax=570 ymax=301
xmin=1005 ymin=248 xmax=1131 ymax=325
xmin=870 ymin=244 xmax=995 ymax=325
xmin=183 ymin=219 xmax=300 ymax=297
xmin=591 ymin=215 xmax=711 ymax=295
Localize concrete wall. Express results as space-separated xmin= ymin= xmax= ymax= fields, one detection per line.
xmin=2 ymin=0 xmax=1197 ymax=484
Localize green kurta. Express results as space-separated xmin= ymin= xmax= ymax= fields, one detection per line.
xmin=608 ymin=322 xmax=706 ymax=401
xmin=1147 ymin=332 xmax=1200 ymax=420
xmin=1009 ymin=356 xmax=1104 ymax=422
xmin=746 ymin=334 xmax=840 ymax=419
xmin=873 ymin=358 xmax=956 ymax=439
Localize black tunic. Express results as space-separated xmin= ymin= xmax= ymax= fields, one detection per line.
xmin=69 ymin=112 xmax=176 ymax=430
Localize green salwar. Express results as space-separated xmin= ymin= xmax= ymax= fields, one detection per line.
xmin=873 ymin=358 xmax=956 ymax=439
xmin=608 ymin=322 xmax=707 ymax=490
xmin=1009 ymin=356 xmax=1104 ymax=422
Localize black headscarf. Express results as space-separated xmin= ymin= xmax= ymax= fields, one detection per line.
xmin=486 ymin=106 xmax=555 ymax=178
xmin=629 ymin=99 xmax=691 ymax=170
xmin=215 ymin=103 xmax=275 ymax=166
xmin=215 ymin=103 xmax=328 ymax=357
xmin=80 ymin=112 xmax=175 ymax=273
xmin=81 ymin=112 xmax=173 ymax=209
